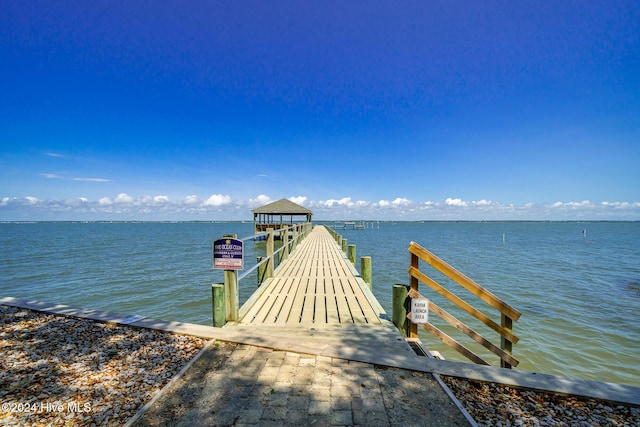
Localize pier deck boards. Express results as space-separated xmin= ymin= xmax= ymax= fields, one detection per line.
xmin=239 ymin=226 xmax=383 ymax=327
xmin=232 ymin=225 xmax=413 ymax=353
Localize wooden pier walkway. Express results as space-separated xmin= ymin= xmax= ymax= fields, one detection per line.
xmin=228 ymin=225 xmax=414 ymax=354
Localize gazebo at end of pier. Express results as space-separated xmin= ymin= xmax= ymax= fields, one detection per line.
xmin=251 ymin=198 xmax=312 ymax=234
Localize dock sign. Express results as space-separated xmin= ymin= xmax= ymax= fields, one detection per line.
xmin=213 ymin=238 xmax=244 ymax=270
xmin=411 ymin=298 xmax=429 ymax=324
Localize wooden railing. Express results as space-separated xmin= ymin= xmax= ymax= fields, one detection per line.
xmin=211 ymin=222 xmax=312 ymax=327
xmin=401 ymin=241 xmax=521 ymax=368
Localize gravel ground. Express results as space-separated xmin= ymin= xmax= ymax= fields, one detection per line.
xmin=0 ymin=305 xmax=208 ymax=426
xmin=2 ymin=305 xmax=639 ymax=426
xmin=442 ymin=377 xmax=640 ymax=427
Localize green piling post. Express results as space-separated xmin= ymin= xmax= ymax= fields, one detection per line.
xmin=212 ymin=284 xmax=225 ymax=327
xmin=224 ymin=270 xmax=238 ymax=321
xmin=392 ymin=284 xmax=410 ymax=337
xmin=257 ymin=256 xmax=265 ymax=285
xmin=348 ymin=244 xmax=356 ymax=265
xmin=361 ymin=256 xmax=372 ymax=289
xmin=266 ymin=228 xmax=274 ymax=278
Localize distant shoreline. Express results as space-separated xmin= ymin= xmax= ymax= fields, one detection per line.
xmin=1 ymin=219 xmax=639 ymax=224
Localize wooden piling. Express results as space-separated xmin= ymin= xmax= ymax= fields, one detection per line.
xmin=221 ymin=234 xmax=239 ymax=322
xmin=361 ymin=256 xmax=372 ymax=289
xmin=266 ymin=228 xmax=274 ymax=278
xmin=224 ymin=270 xmax=238 ymax=321
xmin=212 ymin=284 xmax=225 ymax=327
xmin=392 ymin=284 xmax=409 ymax=337
xmin=282 ymin=229 xmax=290 ymax=261
xmin=342 ymin=238 xmax=348 ymax=253
xmin=257 ymin=256 xmax=266 ymax=285
xmin=348 ymin=244 xmax=356 ymax=264
xmin=292 ymin=226 xmax=298 ymax=250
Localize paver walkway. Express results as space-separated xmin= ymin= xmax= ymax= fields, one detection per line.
xmin=130 ymin=341 xmax=472 ymax=427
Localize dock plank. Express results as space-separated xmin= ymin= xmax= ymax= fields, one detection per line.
xmin=237 ymin=226 xmax=395 ymax=338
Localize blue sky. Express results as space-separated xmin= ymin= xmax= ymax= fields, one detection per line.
xmin=1 ymin=1 xmax=639 ymax=221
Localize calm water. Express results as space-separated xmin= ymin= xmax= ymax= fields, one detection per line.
xmin=1 ymin=221 xmax=638 ymax=386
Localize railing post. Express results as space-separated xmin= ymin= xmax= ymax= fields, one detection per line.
xmin=266 ymin=228 xmax=274 ymax=278
xmin=342 ymin=238 xmax=348 ymax=254
xmin=257 ymin=256 xmax=266 ymax=285
xmin=501 ymin=314 xmax=513 ymax=369
xmin=212 ymin=284 xmax=225 ymax=327
xmin=348 ymin=244 xmax=356 ymax=264
xmin=392 ymin=284 xmax=410 ymax=337
xmin=282 ymin=229 xmax=290 ymax=261
xmin=224 ymin=269 xmax=238 ymax=321
xmin=409 ymin=252 xmax=419 ymax=338
xmin=220 ymin=233 xmax=239 ymax=322
xmin=361 ymin=256 xmax=372 ymax=290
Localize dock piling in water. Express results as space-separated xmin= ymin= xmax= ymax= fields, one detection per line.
xmin=348 ymin=244 xmax=356 ymax=264
xmin=361 ymin=256 xmax=372 ymax=289
xmin=392 ymin=284 xmax=410 ymax=337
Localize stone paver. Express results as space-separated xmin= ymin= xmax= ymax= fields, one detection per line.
xmin=132 ymin=342 xmax=472 ymax=427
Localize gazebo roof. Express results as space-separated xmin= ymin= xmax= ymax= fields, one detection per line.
xmin=251 ymin=198 xmax=313 ymax=216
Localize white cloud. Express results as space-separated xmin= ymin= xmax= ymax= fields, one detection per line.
xmin=1 ymin=193 xmax=639 ymax=221
xmin=115 ymin=193 xmax=134 ymax=203
xmin=249 ymin=194 xmax=271 ymax=207
xmin=319 ymin=197 xmax=353 ymax=207
xmin=392 ymin=197 xmax=410 ymax=206
xmin=72 ymin=177 xmax=110 ymax=182
xmin=289 ymin=196 xmax=307 ymax=205
xmin=203 ymin=194 xmax=232 ymax=206
xmin=378 ymin=197 xmax=411 ymax=207
xmin=62 ymin=198 xmax=89 ymax=207
xmin=40 ymin=173 xmax=109 ymax=182
xmin=154 ymin=195 xmax=170 ymax=203
xmin=41 ymin=173 xmax=62 ymax=179
xmin=184 ymin=195 xmax=200 ymax=205
xmin=601 ymin=201 xmax=640 ymax=209
xmin=445 ymin=198 xmax=468 ymax=207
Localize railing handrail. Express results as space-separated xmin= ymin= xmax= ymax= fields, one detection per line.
xmin=238 ymin=223 xmax=299 ymax=242
xmin=237 ymin=243 xmax=289 ymax=282
xmin=409 ymin=241 xmax=521 ymax=321
xmin=406 ymin=240 xmax=521 ymax=368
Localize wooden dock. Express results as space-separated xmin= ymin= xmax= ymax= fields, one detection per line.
xmin=227 ymin=225 xmax=414 ymax=354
